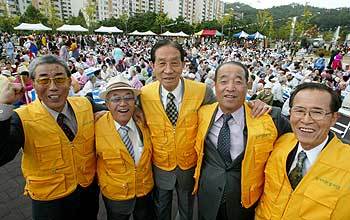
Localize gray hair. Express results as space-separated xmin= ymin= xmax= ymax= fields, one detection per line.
xmin=28 ymin=55 xmax=71 ymax=79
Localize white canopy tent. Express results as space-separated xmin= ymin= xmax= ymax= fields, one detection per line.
xmin=128 ymin=30 xmax=142 ymax=35
xmin=57 ymin=25 xmax=88 ymax=32
xmin=14 ymin=23 xmax=52 ymax=31
xmin=128 ymin=30 xmax=157 ymax=36
xmin=161 ymin=31 xmax=189 ymax=37
xmin=95 ymin=26 xmax=123 ymax=33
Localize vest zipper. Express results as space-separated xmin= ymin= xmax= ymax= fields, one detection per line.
xmin=70 ymin=143 xmax=78 ymax=184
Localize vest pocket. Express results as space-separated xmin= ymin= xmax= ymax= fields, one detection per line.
xmin=299 ymin=181 xmax=339 ymax=219
xmin=34 ymin=138 xmax=65 ymax=170
xmin=26 ymin=174 xmax=66 ymax=200
xmin=102 ymin=152 xmax=127 ymax=174
xmin=101 ymin=178 xmax=129 ymax=199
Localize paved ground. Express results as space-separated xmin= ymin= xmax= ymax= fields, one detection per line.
xmin=0 ymin=151 xmax=196 ymax=220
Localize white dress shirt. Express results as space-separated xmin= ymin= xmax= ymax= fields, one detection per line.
xmin=289 ymin=136 xmax=328 ymax=176
xmin=208 ymin=106 xmax=245 ymax=161
xmin=43 ymin=102 xmax=78 ymax=135
xmin=160 ymin=79 xmax=183 ymax=111
xmin=115 ymin=118 xmax=144 ymax=166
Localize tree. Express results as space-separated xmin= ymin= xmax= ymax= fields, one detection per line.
xmin=19 ymin=4 xmax=48 ymax=24
xmin=155 ymin=12 xmax=172 ymax=33
xmin=256 ymin=10 xmax=275 ymax=38
xmin=0 ymin=15 xmax=20 ymax=33
xmin=295 ymin=5 xmax=313 ymax=39
xmin=83 ymin=0 xmax=97 ymax=30
xmin=67 ymin=10 xmax=87 ymax=27
xmin=118 ymin=13 xmax=129 ymax=33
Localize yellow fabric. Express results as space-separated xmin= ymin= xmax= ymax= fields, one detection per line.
xmin=140 ymin=79 xmax=206 ymax=171
xmin=95 ymin=112 xmax=154 ymax=200
xmin=193 ymin=102 xmax=278 ymax=208
xmin=255 ymin=133 xmax=350 ymax=220
xmin=16 ymin=97 xmax=96 ymax=201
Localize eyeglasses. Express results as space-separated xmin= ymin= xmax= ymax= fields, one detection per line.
xmin=35 ymin=76 xmax=68 ymax=86
xmin=290 ymin=107 xmax=333 ymax=121
xmin=106 ymin=95 xmax=135 ymax=103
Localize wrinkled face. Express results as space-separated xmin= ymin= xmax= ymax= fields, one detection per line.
xmin=215 ymin=64 xmax=247 ymax=114
xmin=152 ymin=45 xmax=184 ymax=92
xmin=106 ymin=89 xmax=136 ymax=126
xmin=33 ymin=64 xmax=71 ymax=112
xmin=290 ymin=89 xmax=338 ymax=150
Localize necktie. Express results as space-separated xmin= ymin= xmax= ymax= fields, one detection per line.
xmin=57 ymin=113 xmax=75 ymax=142
xmin=288 ymin=151 xmax=307 ymax=189
xmin=217 ymin=114 xmax=233 ymax=166
xmin=118 ymin=126 xmax=135 ymax=161
xmin=166 ymin=93 xmax=178 ymax=126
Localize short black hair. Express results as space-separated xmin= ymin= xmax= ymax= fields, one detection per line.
xmin=289 ymin=82 xmax=341 ymax=112
xmin=28 ymin=55 xmax=71 ymax=79
xmin=150 ymin=40 xmax=185 ymax=63
xmin=214 ymin=61 xmax=249 ymax=83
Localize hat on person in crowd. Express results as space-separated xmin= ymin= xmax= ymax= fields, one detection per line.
xmin=17 ymin=65 xmax=29 ymax=76
xmin=100 ymin=75 xmax=140 ymax=99
xmin=264 ymin=83 xmax=273 ymax=89
xmin=69 ymin=57 xmax=76 ymax=63
xmin=1 ymin=69 xmax=11 ymax=77
xmin=75 ymin=63 xmax=84 ymax=70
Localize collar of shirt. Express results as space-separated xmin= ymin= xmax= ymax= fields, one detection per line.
xmin=297 ymin=135 xmax=328 ymax=168
xmin=215 ymin=105 xmax=245 ymax=127
xmin=115 ymin=117 xmax=137 ymax=134
xmin=42 ymin=101 xmax=69 ymax=121
xmin=160 ymin=78 xmax=183 ymax=108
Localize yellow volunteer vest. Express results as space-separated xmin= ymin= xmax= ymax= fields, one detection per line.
xmin=256 ymin=133 xmax=350 ymax=220
xmin=15 ymin=97 xmax=96 ymax=201
xmin=193 ymin=102 xmax=278 ymax=208
xmin=140 ymin=79 xmax=206 ymax=171
xmin=95 ymin=112 xmax=154 ymax=200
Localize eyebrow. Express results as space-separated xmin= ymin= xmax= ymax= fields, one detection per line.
xmin=36 ymin=72 xmax=66 ymax=77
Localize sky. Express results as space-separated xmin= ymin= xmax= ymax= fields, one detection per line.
xmin=225 ymin=0 xmax=350 ymax=9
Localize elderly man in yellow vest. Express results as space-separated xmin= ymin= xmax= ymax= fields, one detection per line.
xmin=0 ymin=55 xmax=103 ymax=220
xmin=193 ymin=61 xmax=291 ymax=220
xmin=96 ymin=75 xmax=155 ymax=220
xmin=255 ymin=82 xmax=350 ymax=220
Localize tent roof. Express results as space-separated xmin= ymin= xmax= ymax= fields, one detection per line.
xmin=248 ymin=31 xmax=265 ymax=40
xmin=194 ymin=29 xmax=223 ymax=37
xmin=233 ymin=31 xmax=249 ymax=38
xmin=128 ymin=30 xmax=157 ymax=36
xmin=14 ymin=23 xmax=52 ymax=31
xmin=57 ymin=25 xmax=88 ymax=32
xmin=95 ymin=26 xmax=123 ymax=33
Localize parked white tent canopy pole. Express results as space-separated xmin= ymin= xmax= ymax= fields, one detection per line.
xmin=14 ymin=23 xmax=52 ymax=31
xmin=94 ymin=26 xmax=123 ymax=33
xmin=56 ymin=25 xmax=88 ymax=32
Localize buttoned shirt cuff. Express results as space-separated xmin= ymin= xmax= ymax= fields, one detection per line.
xmin=0 ymin=104 xmax=14 ymax=121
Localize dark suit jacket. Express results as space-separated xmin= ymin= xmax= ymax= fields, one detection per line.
xmin=198 ymin=106 xmax=291 ymax=220
xmin=0 ymin=96 xmax=106 ymax=166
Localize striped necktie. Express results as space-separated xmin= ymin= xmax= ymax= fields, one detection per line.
xmin=57 ymin=113 xmax=75 ymax=142
xmin=118 ymin=126 xmax=135 ymax=161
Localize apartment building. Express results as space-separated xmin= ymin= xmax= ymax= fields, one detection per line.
xmin=3 ymin=0 xmax=224 ymax=24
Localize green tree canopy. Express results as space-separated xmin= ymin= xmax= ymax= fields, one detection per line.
xmin=19 ymin=4 xmax=48 ymax=24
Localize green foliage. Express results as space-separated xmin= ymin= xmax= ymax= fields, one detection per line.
xmin=0 ymin=15 xmax=20 ymax=33
xmin=66 ymin=10 xmax=87 ymax=27
xmin=19 ymin=4 xmax=48 ymax=24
